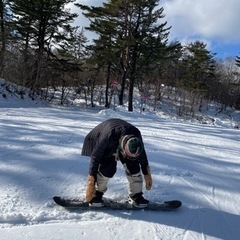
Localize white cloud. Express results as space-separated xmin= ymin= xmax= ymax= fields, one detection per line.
xmin=162 ymin=0 xmax=240 ymax=43
xmin=69 ymin=0 xmax=240 ymax=56
xmin=68 ymin=1 xmax=103 ymax=28
xmin=72 ymin=0 xmax=240 ymax=43
xmin=76 ymin=0 xmax=101 ymax=5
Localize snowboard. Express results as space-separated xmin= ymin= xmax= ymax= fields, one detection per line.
xmin=53 ymin=196 xmax=182 ymax=211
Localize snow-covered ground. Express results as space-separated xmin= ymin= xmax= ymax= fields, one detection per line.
xmin=1 ymin=88 xmax=240 ymax=239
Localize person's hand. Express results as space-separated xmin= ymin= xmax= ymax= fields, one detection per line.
xmin=85 ymin=175 xmax=96 ymax=202
xmin=144 ymin=166 xmax=152 ymax=190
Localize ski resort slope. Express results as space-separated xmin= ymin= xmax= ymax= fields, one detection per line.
xmin=0 ymin=102 xmax=240 ymax=240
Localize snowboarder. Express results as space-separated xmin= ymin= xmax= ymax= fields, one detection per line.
xmin=81 ymin=118 xmax=152 ymax=208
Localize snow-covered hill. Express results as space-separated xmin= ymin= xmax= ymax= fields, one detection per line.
xmin=1 ymin=78 xmax=240 ymax=239
xmin=1 ymin=78 xmax=239 ymax=129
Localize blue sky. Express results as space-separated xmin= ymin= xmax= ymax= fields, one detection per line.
xmin=71 ymin=0 xmax=240 ymax=59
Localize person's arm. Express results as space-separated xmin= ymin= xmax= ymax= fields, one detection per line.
xmin=138 ymin=136 xmax=152 ymax=190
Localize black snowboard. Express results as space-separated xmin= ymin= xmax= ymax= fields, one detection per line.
xmin=53 ymin=196 xmax=182 ymax=211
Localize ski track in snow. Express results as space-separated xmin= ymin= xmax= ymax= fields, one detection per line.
xmin=0 ymin=105 xmax=240 ymax=240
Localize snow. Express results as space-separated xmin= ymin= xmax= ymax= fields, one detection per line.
xmin=1 ymin=86 xmax=240 ymax=240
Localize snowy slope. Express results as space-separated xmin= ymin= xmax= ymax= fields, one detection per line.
xmin=1 ymin=96 xmax=240 ymax=239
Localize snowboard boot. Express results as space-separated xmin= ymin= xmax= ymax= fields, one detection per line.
xmin=128 ymin=192 xmax=149 ymax=208
xmin=89 ymin=191 xmax=104 ymax=207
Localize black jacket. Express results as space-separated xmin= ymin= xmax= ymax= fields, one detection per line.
xmin=81 ymin=118 xmax=149 ymax=176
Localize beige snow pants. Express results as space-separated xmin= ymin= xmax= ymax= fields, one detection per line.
xmin=96 ymin=163 xmax=143 ymax=197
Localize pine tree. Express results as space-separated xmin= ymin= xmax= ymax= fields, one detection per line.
xmin=177 ymin=41 xmax=216 ymax=116
xmin=77 ymin=0 xmax=170 ymax=111
xmin=180 ymin=41 xmax=215 ymax=91
xmin=8 ymin=0 xmax=78 ymax=89
xmin=0 ymin=0 xmax=12 ymax=77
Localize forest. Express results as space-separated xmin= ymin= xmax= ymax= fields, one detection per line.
xmin=1 ymin=0 xmax=240 ymax=115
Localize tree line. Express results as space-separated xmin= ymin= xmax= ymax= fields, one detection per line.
xmin=1 ymin=0 xmax=240 ymax=114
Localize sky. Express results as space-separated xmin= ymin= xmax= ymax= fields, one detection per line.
xmin=70 ymin=0 xmax=240 ymax=59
